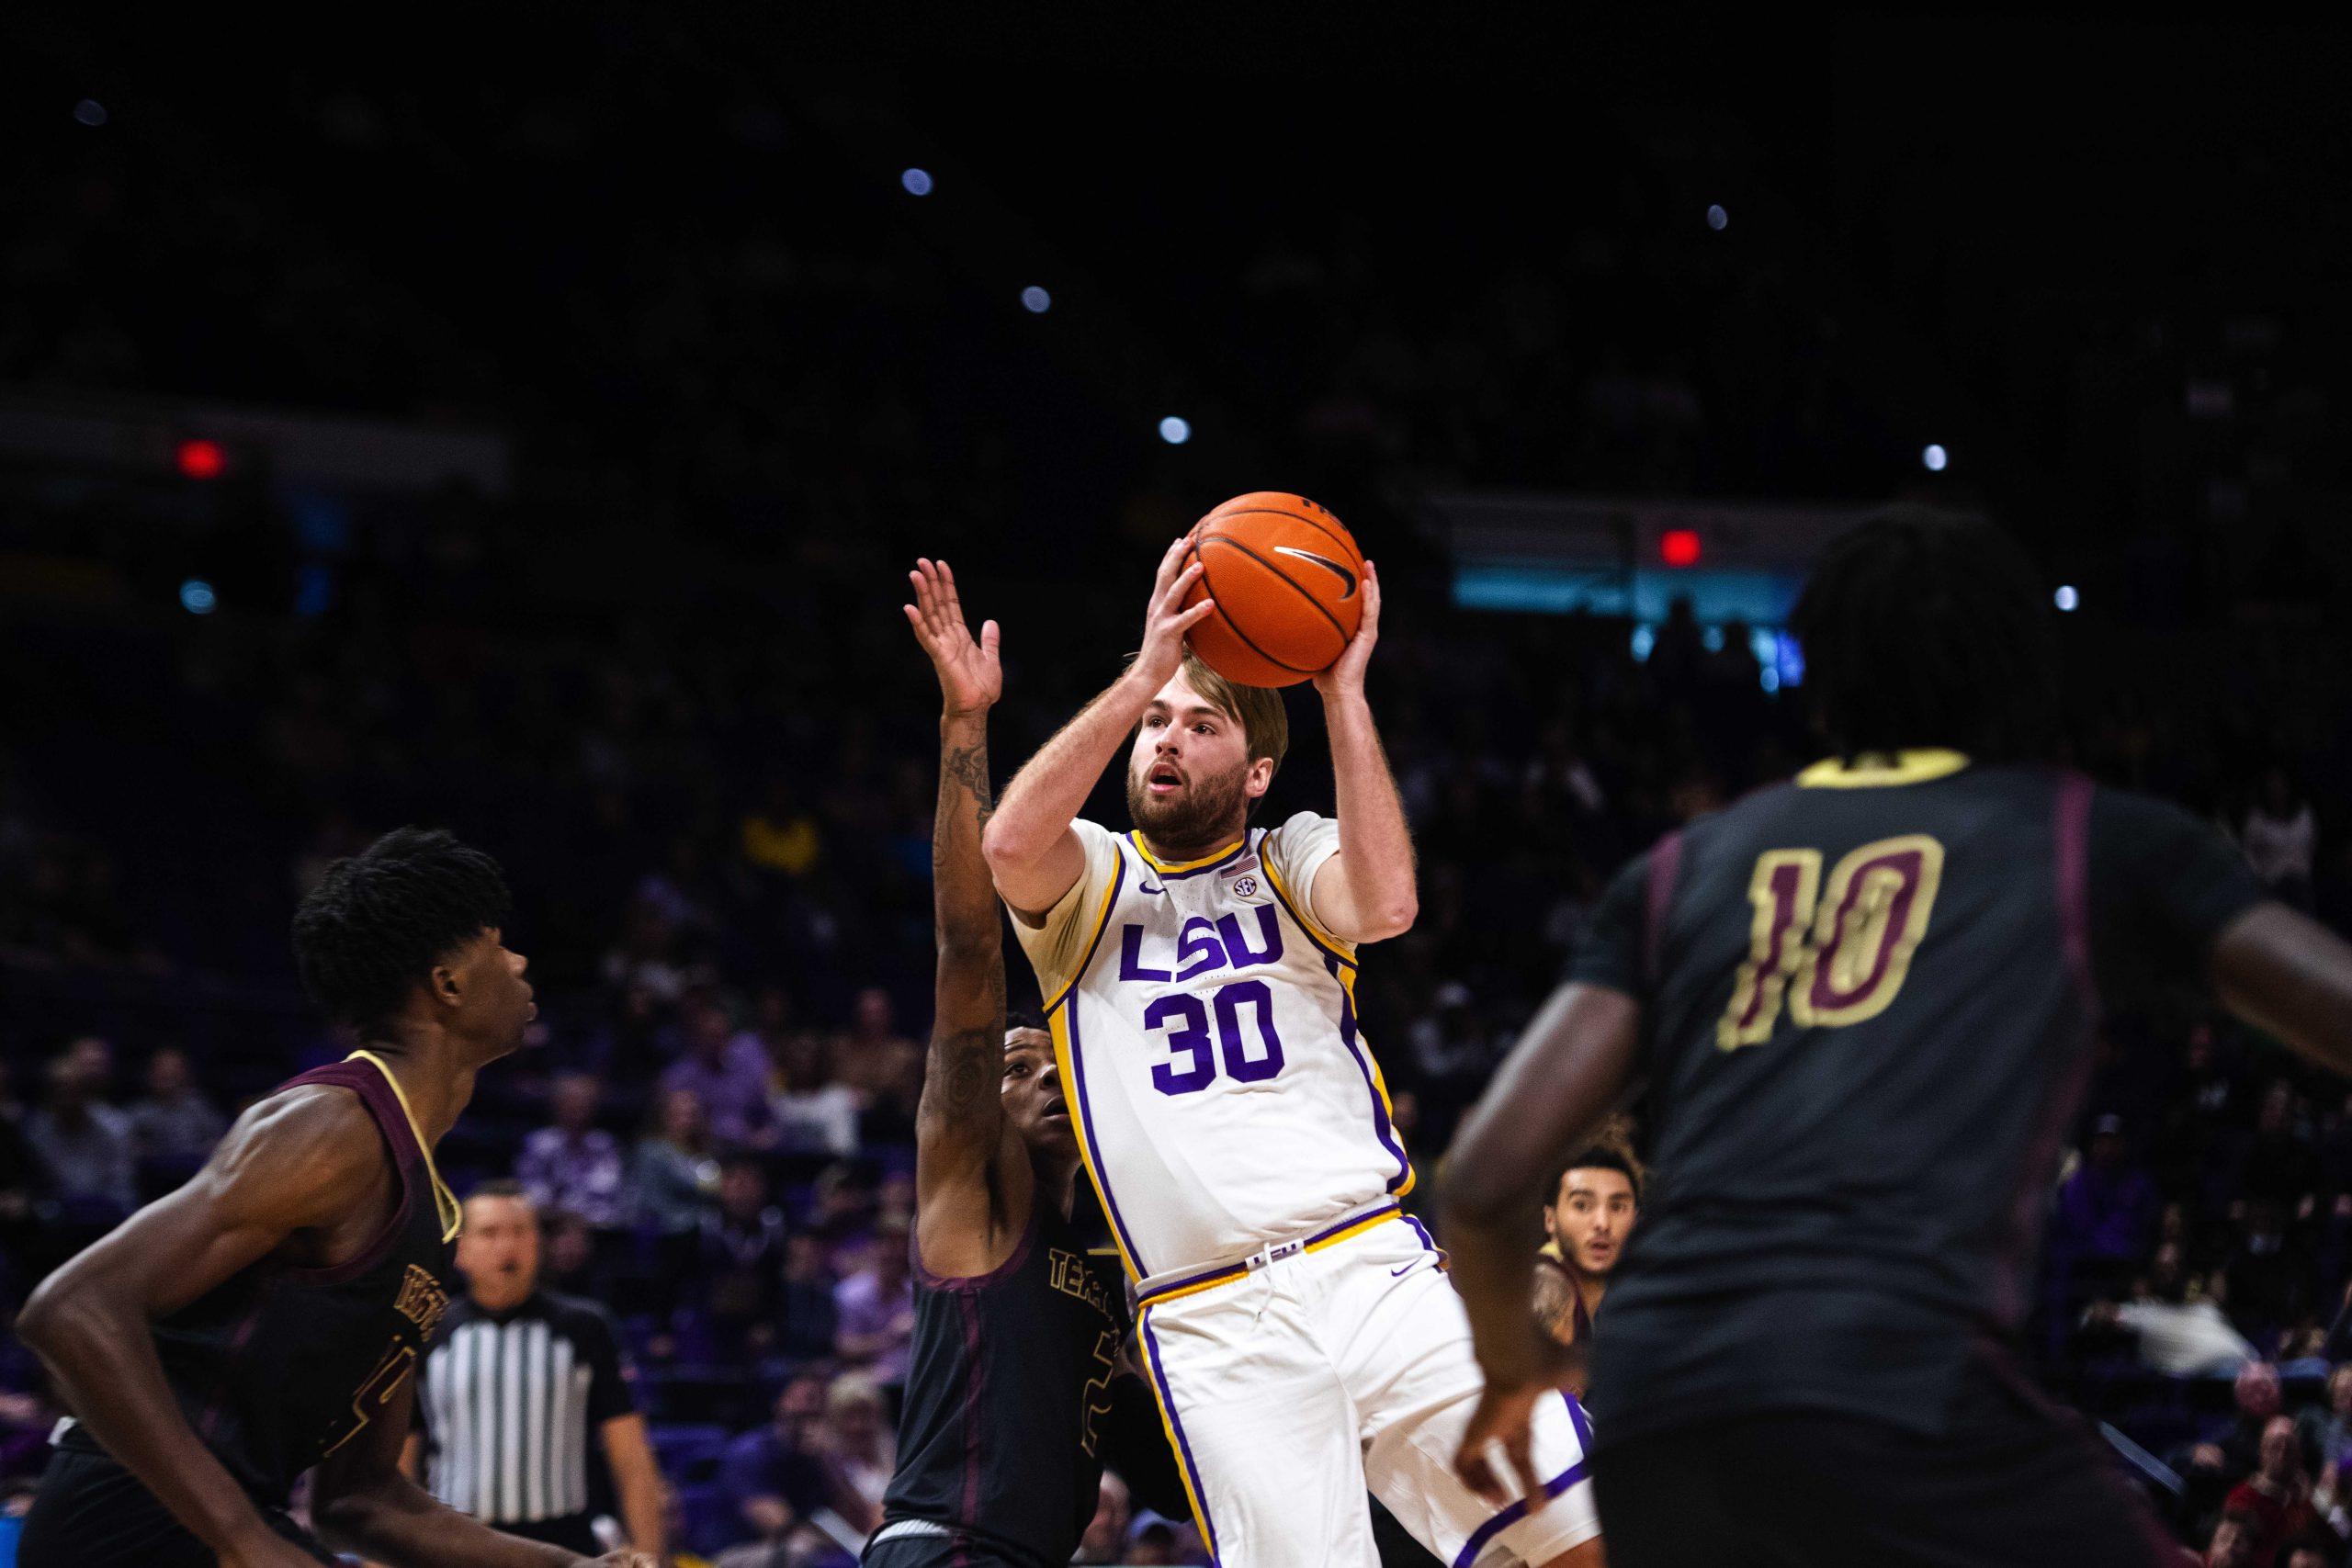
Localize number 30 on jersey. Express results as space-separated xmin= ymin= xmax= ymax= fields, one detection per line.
xmin=1717 ymin=834 xmax=1946 ymax=1051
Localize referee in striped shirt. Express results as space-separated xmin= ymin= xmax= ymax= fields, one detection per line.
xmin=403 ymin=1181 xmax=668 ymax=1559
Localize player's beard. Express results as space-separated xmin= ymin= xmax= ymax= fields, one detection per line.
xmin=1126 ymin=759 xmax=1250 ymax=860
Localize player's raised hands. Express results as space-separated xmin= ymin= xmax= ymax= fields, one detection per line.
xmin=1312 ymin=557 xmax=1380 ymax=701
xmin=1133 ymin=536 xmax=1216 ymax=691
xmin=904 ymin=558 xmax=1001 ymax=717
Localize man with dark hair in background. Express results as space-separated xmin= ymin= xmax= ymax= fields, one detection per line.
xmin=1533 ymin=1133 xmax=1642 ymax=1362
xmin=1446 ymin=509 xmax=2352 ymax=1566
xmin=404 ymin=1180 xmax=667 ymax=1559
xmin=17 ymin=827 xmax=651 ymax=1568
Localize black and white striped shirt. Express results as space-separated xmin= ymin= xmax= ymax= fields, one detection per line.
xmin=413 ymin=1291 xmax=636 ymax=1526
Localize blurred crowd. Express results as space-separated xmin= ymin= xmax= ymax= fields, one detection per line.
xmin=6 ymin=23 xmax=2352 ymax=1565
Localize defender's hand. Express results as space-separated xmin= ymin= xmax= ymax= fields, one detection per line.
xmin=903 ymin=558 xmax=1001 ymax=717
xmin=1453 ymin=1377 xmax=1548 ymax=1512
xmin=1134 ymin=536 xmax=1216 ymax=692
xmin=1312 ymin=558 xmax=1381 ymax=700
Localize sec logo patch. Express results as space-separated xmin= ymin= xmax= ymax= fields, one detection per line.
xmin=1231 ymin=875 xmax=1260 ymax=898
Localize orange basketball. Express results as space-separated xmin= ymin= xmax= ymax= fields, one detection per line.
xmin=1180 ymin=492 xmax=1365 ymax=688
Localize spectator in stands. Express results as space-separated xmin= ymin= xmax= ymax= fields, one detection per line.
xmin=2245 ymin=767 xmax=2318 ymax=911
xmin=516 ymin=1070 xmax=625 ymax=1227
xmin=778 ymin=1232 xmax=840 ymax=1362
xmin=741 ymin=776 xmax=822 ymax=877
xmin=2207 ymin=1512 xmax=2257 ymax=1568
xmin=123 ymin=1046 xmax=224 ymax=1171
xmin=831 ymin=1217 xmax=914 ymax=1389
xmin=25 ymin=1050 xmax=133 ymax=1215
xmin=834 ymin=987 xmax=920 ymax=1148
xmin=628 ymin=1086 xmax=721 ymax=1233
xmin=717 ymin=1371 xmax=867 ymax=1558
xmin=2057 ymin=1114 xmax=2161 ymax=1282
xmin=2231 ymin=1200 xmax=2312 ymax=1351
xmin=0 ymin=1062 xmax=51 ymax=1247
xmin=2191 ymin=1363 xmax=2289 ymax=1493
xmin=2244 ymin=1081 xmax=2323 ymax=1209
xmin=815 ymin=1373 xmax=892 ymax=1529
xmin=537 ymin=1206 xmax=614 ymax=1303
xmin=2086 ymin=1242 xmax=2255 ymax=1377
xmin=1076 ymin=1472 xmax=1133 ymax=1564
xmin=2284 ymin=1535 xmax=2340 ymax=1568
xmin=2301 ymin=1366 xmax=2352 ymax=1480
xmin=695 ymin=1156 xmax=787 ymax=1363
xmin=661 ymin=992 xmax=777 ymax=1152
xmin=770 ymin=1026 xmax=861 ymax=1158
xmin=2223 ymin=1415 xmax=2334 ymax=1565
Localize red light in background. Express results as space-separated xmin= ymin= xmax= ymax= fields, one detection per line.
xmin=1659 ymin=528 xmax=1702 ymax=568
xmin=176 ymin=439 xmax=225 ymax=480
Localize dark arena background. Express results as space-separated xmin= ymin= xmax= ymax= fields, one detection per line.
xmin=3 ymin=9 xmax=2351 ymax=1566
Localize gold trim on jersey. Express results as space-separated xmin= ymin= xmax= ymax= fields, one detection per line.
xmin=345 ymin=1050 xmax=463 ymax=1243
xmin=1127 ymin=833 xmax=1246 ymax=875
xmin=1795 ymin=749 xmax=1970 ymax=788
xmin=1042 ymin=866 xmax=1126 ymax=1018
xmin=1049 ymin=1008 xmax=1140 ymax=1284
xmin=1259 ymin=853 xmax=1358 ymax=964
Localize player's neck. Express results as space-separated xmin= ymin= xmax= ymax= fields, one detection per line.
xmin=1136 ymin=818 xmax=1248 ymax=866
xmin=1571 ymin=1269 xmax=1609 ymax=1316
xmin=1036 ymin=1151 xmax=1082 ymax=1217
xmin=356 ymin=1026 xmax=481 ymax=1150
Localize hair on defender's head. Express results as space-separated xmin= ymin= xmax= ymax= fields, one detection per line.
xmin=291 ymin=827 xmax=512 ymax=1031
xmin=1789 ymin=506 xmax=2059 ymax=765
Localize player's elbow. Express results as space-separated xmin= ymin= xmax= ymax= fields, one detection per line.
xmin=1351 ymin=893 xmax=1419 ymax=944
xmin=17 ymin=1272 xmax=103 ymax=1364
xmin=979 ymin=814 xmax=1031 ymax=874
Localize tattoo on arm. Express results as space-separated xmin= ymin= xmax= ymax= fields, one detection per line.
xmin=1532 ymin=1264 xmax=1577 ymax=1345
xmin=923 ymin=724 xmax=1010 ymax=1141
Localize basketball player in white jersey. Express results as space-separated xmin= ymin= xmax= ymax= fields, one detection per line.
xmin=983 ymin=539 xmax=1599 ymax=1567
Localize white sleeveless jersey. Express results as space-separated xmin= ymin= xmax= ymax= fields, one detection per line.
xmin=1014 ymin=813 xmax=1415 ymax=1280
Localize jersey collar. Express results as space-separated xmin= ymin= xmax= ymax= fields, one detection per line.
xmin=1128 ymin=833 xmax=1248 ymax=877
xmin=1795 ymin=749 xmax=1971 ymax=789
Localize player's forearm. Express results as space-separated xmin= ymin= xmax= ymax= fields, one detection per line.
xmin=18 ymin=1284 xmax=276 ymax=1551
xmin=1321 ymin=688 xmax=1418 ymax=935
xmin=618 ymin=1473 xmax=667 ymax=1556
xmin=1446 ymin=1218 xmax=1556 ymax=1388
xmin=934 ymin=710 xmax=1001 ymax=956
xmin=315 ymin=1475 xmax=579 ymax=1566
xmin=985 ymin=670 xmax=1153 ymax=867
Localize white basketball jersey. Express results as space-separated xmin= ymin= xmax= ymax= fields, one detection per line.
xmin=1014 ymin=813 xmax=1415 ymax=1280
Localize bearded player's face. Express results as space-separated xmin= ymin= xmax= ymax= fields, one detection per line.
xmin=1125 ymin=670 xmax=1266 ymax=852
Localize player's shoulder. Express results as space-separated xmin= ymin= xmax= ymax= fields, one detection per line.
xmin=1259 ymin=808 xmax=1333 ymax=851
xmin=215 ymin=1080 xmax=384 ymax=1186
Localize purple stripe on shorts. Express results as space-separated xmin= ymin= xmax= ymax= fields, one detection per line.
xmin=1453 ymin=1393 xmax=1592 ymax=1568
xmin=1140 ymin=1304 xmax=1221 ymax=1563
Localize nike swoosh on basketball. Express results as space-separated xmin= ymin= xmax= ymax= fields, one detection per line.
xmin=1272 ymin=546 xmax=1359 ymax=598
